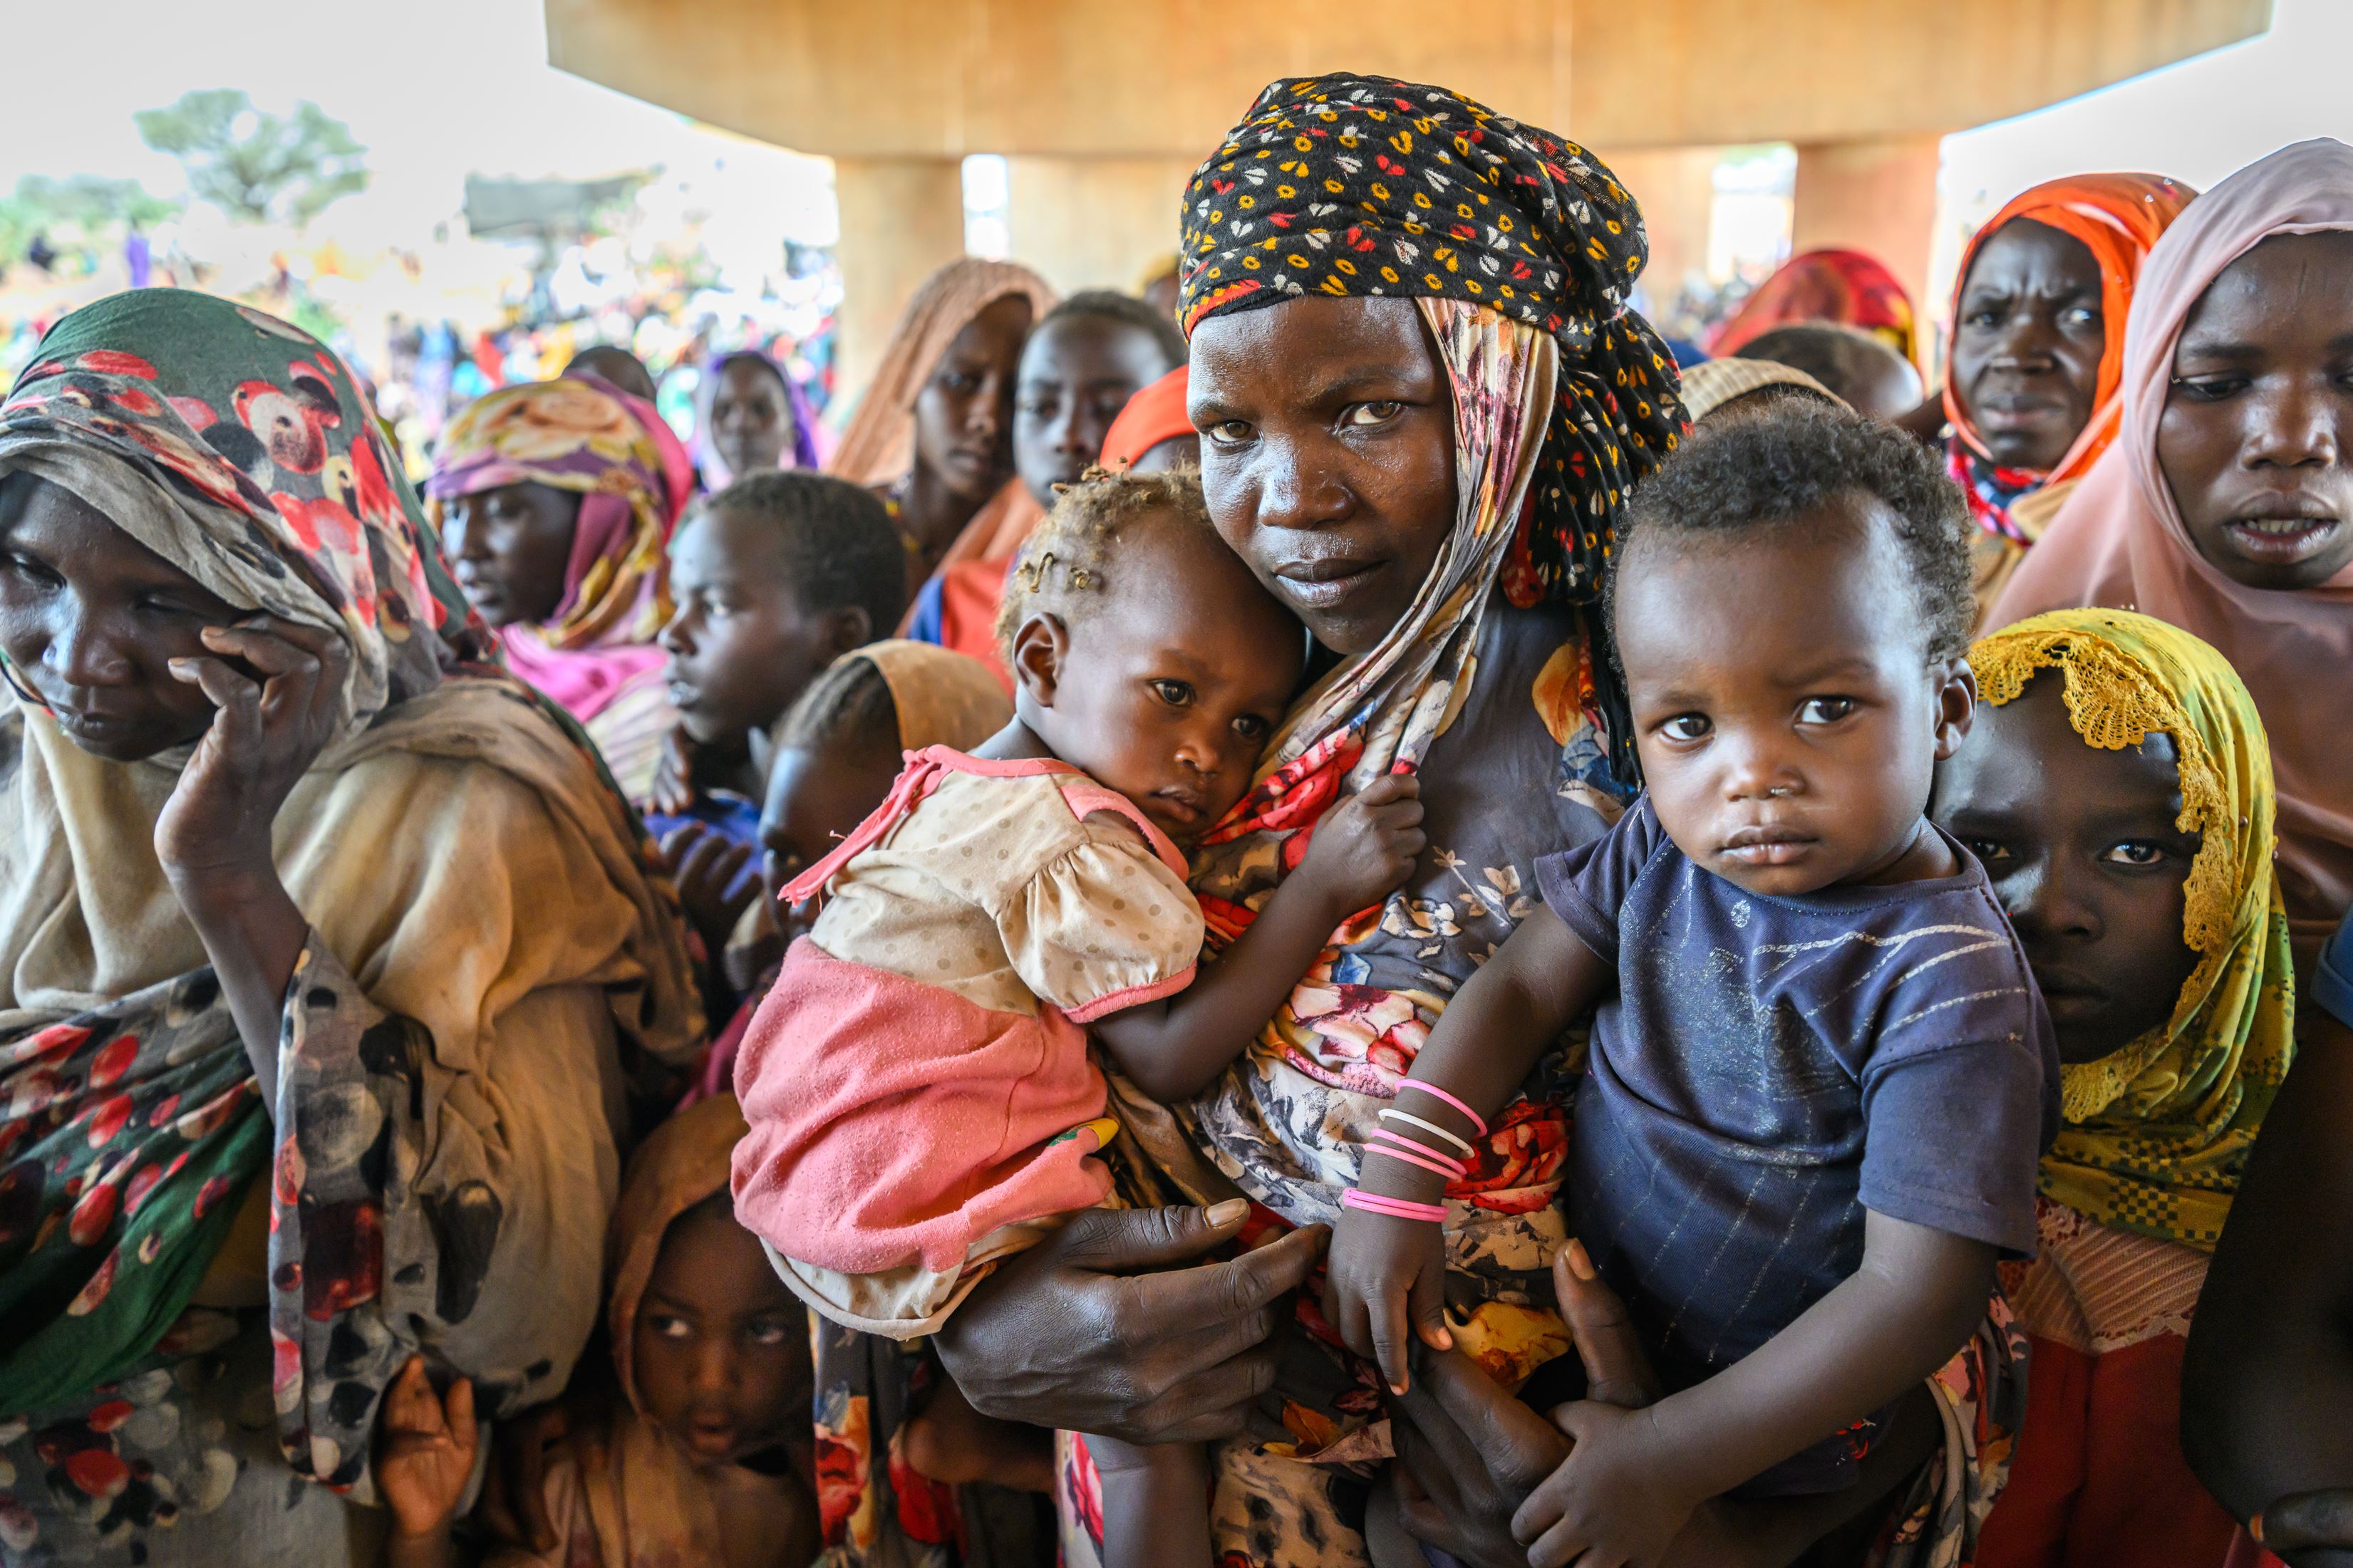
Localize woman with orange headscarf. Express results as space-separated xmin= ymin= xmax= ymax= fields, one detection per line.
xmin=1702 ymin=246 xmax=1917 ymax=362
xmin=1944 ymin=174 xmax=2196 ymax=621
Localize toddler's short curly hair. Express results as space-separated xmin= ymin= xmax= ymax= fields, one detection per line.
xmin=1608 ymin=398 xmax=1976 ymax=662
xmin=993 ymin=467 xmax=1221 ymax=663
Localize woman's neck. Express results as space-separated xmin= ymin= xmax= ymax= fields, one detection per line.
xmin=899 ymin=461 xmax=991 ymax=575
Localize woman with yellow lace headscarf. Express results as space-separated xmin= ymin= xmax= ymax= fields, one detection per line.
xmin=1933 ymin=607 xmax=2293 ymax=1568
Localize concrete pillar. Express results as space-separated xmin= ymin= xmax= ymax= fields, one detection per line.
xmin=831 ymin=155 xmax=968 ymax=418
xmin=1791 ymin=134 xmax=1943 ymax=353
xmin=1602 ymin=146 xmax=1721 ymax=328
xmin=1004 ymin=155 xmax=1201 ymax=300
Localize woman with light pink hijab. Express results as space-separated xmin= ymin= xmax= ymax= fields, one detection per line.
xmin=1992 ymin=138 xmax=2353 ymax=975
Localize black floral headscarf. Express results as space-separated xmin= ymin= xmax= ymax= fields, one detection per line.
xmin=1179 ymin=73 xmax=1685 ymax=617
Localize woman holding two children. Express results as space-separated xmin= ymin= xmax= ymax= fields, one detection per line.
xmin=924 ymin=73 xmax=2042 ymax=1568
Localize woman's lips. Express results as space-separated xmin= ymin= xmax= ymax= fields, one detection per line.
xmin=2219 ymin=512 xmax=2343 ymax=566
xmin=1274 ymin=556 xmax=1382 ymax=609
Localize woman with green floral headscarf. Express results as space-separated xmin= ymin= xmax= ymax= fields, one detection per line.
xmin=0 ymin=290 xmax=700 ymax=1566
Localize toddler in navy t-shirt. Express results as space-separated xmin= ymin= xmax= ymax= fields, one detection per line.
xmin=1323 ymin=402 xmax=2058 ymax=1562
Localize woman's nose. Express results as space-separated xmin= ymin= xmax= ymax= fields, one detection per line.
xmin=47 ymin=601 xmax=135 ymax=688
xmin=2243 ymin=382 xmax=2341 ymax=469
xmin=1253 ymin=441 xmax=1351 ymax=532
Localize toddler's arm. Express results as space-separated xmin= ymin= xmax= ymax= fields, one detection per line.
xmin=1320 ymin=903 xmax=1613 ymax=1391
xmin=1092 ymin=775 xmax=1426 ymax=1103
xmin=1513 ymin=1213 xmax=1995 ymax=1568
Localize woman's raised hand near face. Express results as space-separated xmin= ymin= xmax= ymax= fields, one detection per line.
xmin=154 ymin=616 xmax=351 ymax=884
xmin=154 ymin=614 xmax=352 ymax=1101
xmin=931 ymin=1200 xmax=1325 ymax=1444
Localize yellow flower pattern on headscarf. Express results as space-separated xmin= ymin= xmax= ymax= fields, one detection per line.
xmin=1971 ymin=608 xmax=2295 ymax=1250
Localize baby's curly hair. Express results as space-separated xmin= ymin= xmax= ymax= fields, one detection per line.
xmin=993 ymin=467 xmax=1220 ymax=663
xmin=1608 ymin=398 xmax=1976 ymax=663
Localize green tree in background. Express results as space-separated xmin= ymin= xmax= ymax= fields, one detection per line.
xmin=135 ymin=89 xmax=368 ymax=227
xmin=0 ymin=176 xmax=181 ymax=266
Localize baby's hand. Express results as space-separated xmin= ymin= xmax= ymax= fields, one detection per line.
xmin=1296 ymin=774 xmax=1425 ymax=919
xmin=1511 ymin=1398 xmax=1702 ymax=1568
xmin=378 ymin=1354 xmax=479 ymax=1542
xmin=1320 ymin=1199 xmax=1452 ymax=1394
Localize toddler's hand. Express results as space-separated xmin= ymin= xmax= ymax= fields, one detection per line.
xmin=661 ymin=821 xmax=758 ymax=960
xmin=1296 ymin=774 xmax=1425 ymax=919
xmin=378 ymin=1354 xmax=479 ymax=1542
xmin=1321 ymin=1200 xmax=1452 ymax=1394
xmin=1511 ymin=1398 xmax=1703 ymax=1568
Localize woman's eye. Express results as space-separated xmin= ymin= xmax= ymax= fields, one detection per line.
xmin=1344 ymin=401 xmax=1402 ymax=427
xmin=1659 ymin=714 xmax=1710 ymax=743
xmin=1152 ymin=680 xmax=1194 ymax=707
xmin=1205 ymin=419 xmax=1252 ymax=445
xmin=2101 ymin=841 xmax=2168 ymax=868
xmin=1964 ymin=839 xmax=2012 ymax=866
xmin=2173 ymin=375 xmax=2248 ymax=403
xmin=649 ymin=1314 xmax=691 ymax=1340
xmin=2062 ymin=306 xmax=2102 ymax=330
xmin=1797 ymin=696 xmax=1856 ymax=725
xmin=747 ymin=1318 xmax=793 ymax=1346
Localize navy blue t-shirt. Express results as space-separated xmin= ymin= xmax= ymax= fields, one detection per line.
xmin=1537 ymin=796 xmax=2058 ymax=1492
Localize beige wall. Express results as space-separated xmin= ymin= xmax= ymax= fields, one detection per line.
xmin=831 ymin=156 xmax=966 ymax=413
xmin=547 ymin=0 xmax=2267 ymax=158
xmin=1004 ymin=155 xmax=1200 ymax=296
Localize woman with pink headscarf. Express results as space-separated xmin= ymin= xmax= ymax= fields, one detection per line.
xmin=1991 ymin=138 xmax=2353 ymax=978
xmin=426 ymin=376 xmax=689 ymax=799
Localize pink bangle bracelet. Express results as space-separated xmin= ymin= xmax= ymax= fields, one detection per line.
xmin=1365 ymin=1137 xmax=1462 ymax=1183
xmin=1342 ymin=1189 xmax=1450 ymax=1224
xmin=1370 ymin=1126 xmax=1466 ymax=1173
xmin=1399 ymin=1082 xmax=1487 ymax=1137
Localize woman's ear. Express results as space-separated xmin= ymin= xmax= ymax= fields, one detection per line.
xmin=1008 ymin=613 xmax=1069 ymax=710
xmin=1931 ymin=658 xmax=1979 ymax=762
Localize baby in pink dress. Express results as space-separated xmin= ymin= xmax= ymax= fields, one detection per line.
xmin=729 ymin=470 xmax=1424 ymax=1565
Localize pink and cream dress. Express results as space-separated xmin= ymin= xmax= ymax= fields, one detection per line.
xmin=730 ymin=746 xmax=1204 ymax=1336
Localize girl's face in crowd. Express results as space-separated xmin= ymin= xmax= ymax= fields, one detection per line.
xmin=710 ymin=358 xmax=795 ymax=478
xmin=1013 ymin=316 xmax=1179 ymax=506
xmin=632 ymin=1203 xmax=810 ymax=1468
xmin=1009 ymin=511 xmax=1303 ymax=846
xmin=1932 ymin=671 xmax=2201 ymax=1064
xmin=912 ymin=296 xmax=1033 ymax=504
xmin=0 ymin=472 xmax=237 ymax=761
xmin=1188 ymin=295 xmax=1459 ymax=657
xmin=760 ymin=739 xmax=901 ymax=920
xmin=660 ymin=507 xmax=866 ymax=746
xmin=2157 ymin=229 xmax=2353 ymax=591
xmin=1950 ymin=218 xmax=2106 ymax=472
xmin=443 ymin=479 xmax=579 ymax=628
xmin=1613 ymin=499 xmax=1976 ymax=898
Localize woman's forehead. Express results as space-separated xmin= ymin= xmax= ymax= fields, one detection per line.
xmin=1188 ymin=296 xmax=1433 ymax=410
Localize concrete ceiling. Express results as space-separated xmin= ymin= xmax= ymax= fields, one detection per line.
xmin=545 ymin=0 xmax=2271 ymax=158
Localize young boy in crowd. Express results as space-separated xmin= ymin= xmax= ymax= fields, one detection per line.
xmin=1324 ymin=401 xmax=2059 ymax=1565
xmin=648 ymin=470 xmax=909 ymax=967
